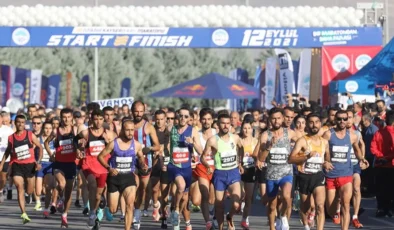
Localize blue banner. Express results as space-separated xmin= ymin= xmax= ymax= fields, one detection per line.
xmin=251 ymin=66 xmax=262 ymax=109
xmin=46 ymin=74 xmax=61 ymax=108
xmin=13 ymin=68 xmax=30 ymax=106
xmin=79 ymin=75 xmax=90 ymax=105
xmin=40 ymin=76 xmax=48 ymax=106
xmin=229 ymin=68 xmax=249 ymax=111
xmin=0 ymin=65 xmax=11 ymax=106
xmin=120 ymin=78 xmax=131 ymax=97
xmin=0 ymin=27 xmax=382 ymax=48
xmin=292 ymin=60 xmax=300 ymax=93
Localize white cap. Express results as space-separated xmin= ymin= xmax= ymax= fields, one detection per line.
xmin=45 ymin=108 xmax=53 ymax=113
xmin=1 ymin=107 xmax=10 ymax=113
xmin=57 ymin=105 xmax=64 ymax=109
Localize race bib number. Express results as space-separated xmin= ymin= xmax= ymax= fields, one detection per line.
xmin=332 ymin=146 xmax=349 ymax=163
xmin=305 ymin=162 xmax=322 ymax=173
xmin=116 ymin=156 xmax=133 ymax=173
xmin=59 ymin=139 xmax=74 ymax=155
xmin=172 ymin=147 xmax=190 ymax=164
xmin=15 ymin=144 xmax=30 ymax=160
xmin=89 ymin=140 xmax=105 ymax=156
xmin=42 ymin=148 xmax=52 ymax=162
xmin=269 ymin=147 xmax=288 ymax=165
xmin=242 ymin=152 xmax=254 ymax=168
xmin=220 ymin=151 xmax=237 ymax=168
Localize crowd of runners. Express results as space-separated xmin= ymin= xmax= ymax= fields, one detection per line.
xmin=0 ymin=97 xmax=393 ymax=230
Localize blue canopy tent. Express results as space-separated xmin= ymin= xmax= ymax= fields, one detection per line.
xmin=150 ymin=72 xmax=259 ymax=99
xmin=330 ymin=37 xmax=394 ymax=96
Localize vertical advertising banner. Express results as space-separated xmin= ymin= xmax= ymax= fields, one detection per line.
xmin=252 ymin=66 xmax=262 ymax=109
xmin=29 ymin=69 xmax=42 ymax=104
xmin=0 ymin=65 xmax=11 ymax=106
xmin=321 ymin=46 xmax=381 ymax=105
xmin=275 ymin=49 xmax=296 ymax=104
xmin=264 ymin=57 xmax=277 ymax=109
xmin=298 ymin=49 xmax=312 ymax=98
xmin=13 ymin=68 xmax=30 ymax=106
xmin=46 ymin=74 xmax=61 ymax=108
xmin=228 ymin=68 xmax=248 ymax=111
xmin=79 ymin=75 xmax=90 ymax=106
xmin=120 ymin=78 xmax=131 ymax=97
xmin=40 ymin=76 xmax=48 ymax=106
xmin=66 ymin=72 xmax=72 ymax=108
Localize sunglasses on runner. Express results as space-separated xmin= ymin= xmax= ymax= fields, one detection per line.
xmin=336 ymin=117 xmax=348 ymax=122
xmin=179 ymin=115 xmax=189 ymax=119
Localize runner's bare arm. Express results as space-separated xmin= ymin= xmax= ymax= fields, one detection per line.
xmin=192 ymin=127 xmax=203 ymax=155
xmin=288 ymin=129 xmax=299 ymax=142
xmin=323 ymin=139 xmax=334 ymax=170
xmin=97 ymin=140 xmax=115 ymax=170
xmin=235 ymin=135 xmax=244 ymax=168
xmin=288 ymin=137 xmax=308 ymax=164
xmin=44 ymin=134 xmax=55 ymax=158
xmin=351 ymin=132 xmax=368 ymax=167
xmin=135 ymin=141 xmax=148 ymax=170
xmin=148 ymin=124 xmax=160 ymax=152
xmin=321 ymin=130 xmax=331 ymax=141
xmin=201 ymin=136 xmax=216 ymax=168
xmin=358 ymin=134 xmax=366 ymax=158
xmin=258 ymin=132 xmax=269 ymax=162
xmin=252 ymin=138 xmax=261 ymax=159
xmin=31 ymin=133 xmax=43 ymax=162
xmin=0 ymin=142 xmax=11 ymax=171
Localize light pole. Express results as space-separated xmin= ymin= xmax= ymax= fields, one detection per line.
xmin=94 ymin=0 xmax=99 ymax=101
xmin=384 ymin=0 xmax=389 ymax=44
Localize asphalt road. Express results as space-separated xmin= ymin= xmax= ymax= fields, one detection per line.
xmin=0 ymin=190 xmax=393 ymax=230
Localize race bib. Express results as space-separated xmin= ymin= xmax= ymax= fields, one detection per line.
xmin=89 ymin=140 xmax=105 ymax=156
xmin=205 ymin=153 xmax=215 ymax=166
xmin=350 ymin=148 xmax=358 ymax=165
xmin=332 ymin=146 xmax=349 ymax=163
xmin=269 ymin=147 xmax=288 ymax=165
xmin=115 ymin=156 xmax=133 ymax=173
xmin=59 ymin=139 xmax=74 ymax=155
xmin=220 ymin=151 xmax=237 ymax=168
xmin=163 ymin=156 xmax=170 ymax=166
xmin=172 ymin=147 xmax=190 ymax=164
xmin=15 ymin=144 xmax=30 ymax=160
xmin=42 ymin=148 xmax=53 ymax=162
xmin=242 ymin=152 xmax=254 ymax=168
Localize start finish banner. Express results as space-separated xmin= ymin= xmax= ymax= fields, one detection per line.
xmin=1 ymin=26 xmax=382 ymax=48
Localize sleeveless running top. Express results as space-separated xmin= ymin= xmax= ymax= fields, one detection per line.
xmin=9 ymin=130 xmax=35 ymax=164
xmin=40 ymin=136 xmax=54 ymax=162
xmin=156 ymin=127 xmax=170 ymax=166
xmin=134 ymin=121 xmax=153 ymax=168
xmin=350 ymin=130 xmax=361 ymax=165
xmin=297 ymin=136 xmax=325 ymax=174
xmin=326 ymin=129 xmax=352 ymax=178
xmin=266 ymin=128 xmax=293 ymax=180
xmin=198 ymin=129 xmax=217 ymax=167
xmin=54 ymin=127 xmax=76 ymax=163
xmin=82 ymin=128 xmax=108 ymax=174
xmin=169 ymin=125 xmax=193 ymax=168
xmin=242 ymin=138 xmax=258 ymax=169
xmin=109 ymin=138 xmax=136 ymax=174
xmin=214 ymin=133 xmax=238 ymax=170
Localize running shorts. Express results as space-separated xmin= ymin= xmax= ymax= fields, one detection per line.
xmin=193 ymin=163 xmax=214 ymax=182
xmin=213 ymin=168 xmax=241 ymax=191
xmin=11 ymin=162 xmax=36 ymax=178
xmin=36 ymin=162 xmax=53 ymax=178
xmin=83 ymin=169 xmax=108 ymax=188
xmin=255 ymin=167 xmax=267 ymax=184
xmin=241 ymin=167 xmax=256 ymax=183
xmin=298 ymin=172 xmax=325 ymax=195
xmin=160 ymin=170 xmax=169 ymax=184
xmin=326 ymin=176 xmax=353 ymax=190
xmin=1 ymin=162 xmax=9 ymax=173
xmin=353 ymin=163 xmax=361 ymax=175
xmin=167 ymin=163 xmax=192 ymax=191
xmin=266 ymin=175 xmax=293 ymax=198
xmin=107 ymin=173 xmax=136 ymax=193
xmin=52 ymin=162 xmax=77 ymax=180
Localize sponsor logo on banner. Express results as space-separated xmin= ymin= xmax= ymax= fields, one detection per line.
xmin=278 ymin=53 xmax=289 ymax=70
xmin=345 ymin=81 xmax=359 ymax=93
xmin=331 ymin=54 xmax=350 ymax=73
xmin=241 ymin=29 xmax=299 ymax=47
xmin=211 ymin=29 xmax=229 ymax=46
xmin=312 ymin=29 xmax=358 ymax=45
xmin=355 ymin=54 xmax=372 ymax=70
xmin=12 ymin=83 xmax=24 ymax=96
xmin=12 ymin=28 xmax=30 ymax=46
xmin=95 ymin=97 xmax=134 ymax=109
xmin=175 ymin=84 xmax=206 ymax=96
xmin=228 ymin=84 xmax=257 ymax=97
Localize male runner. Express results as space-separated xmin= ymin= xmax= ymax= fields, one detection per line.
xmin=103 ymin=106 xmax=121 ymax=135
xmin=201 ymin=113 xmax=242 ymax=230
xmin=0 ymin=114 xmax=42 ymax=224
xmin=192 ymin=108 xmax=218 ymax=230
xmin=31 ymin=116 xmax=43 ymax=206
xmin=318 ymin=108 xmax=337 ymax=136
xmin=26 ymin=104 xmax=38 ymax=131
xmin=45 ymin=108 xmax=80 ymax=228
xmin=166 ymin=109 xmax=176 ymax=132
xmin=98 ymin=118 xmax=147 ymax=230
xmin=322 ymin=110 xmax=369 ymax=230
xmin=0 ymin=111 xmax=14 ymax=202
xmin=346 ymin=110 xmax=366 ymax=229
xmin=131 ymin=101 xmax=160 ymax=229
xmin=78 ymin=109 xmax=116 ymax=228
xmin=288 ymin=113 xmax=331 ymax=230
xmin=168 ymin=107 xmax=202 ymax=229
xmin=257 ymin=107 xmax=298 ymax=230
